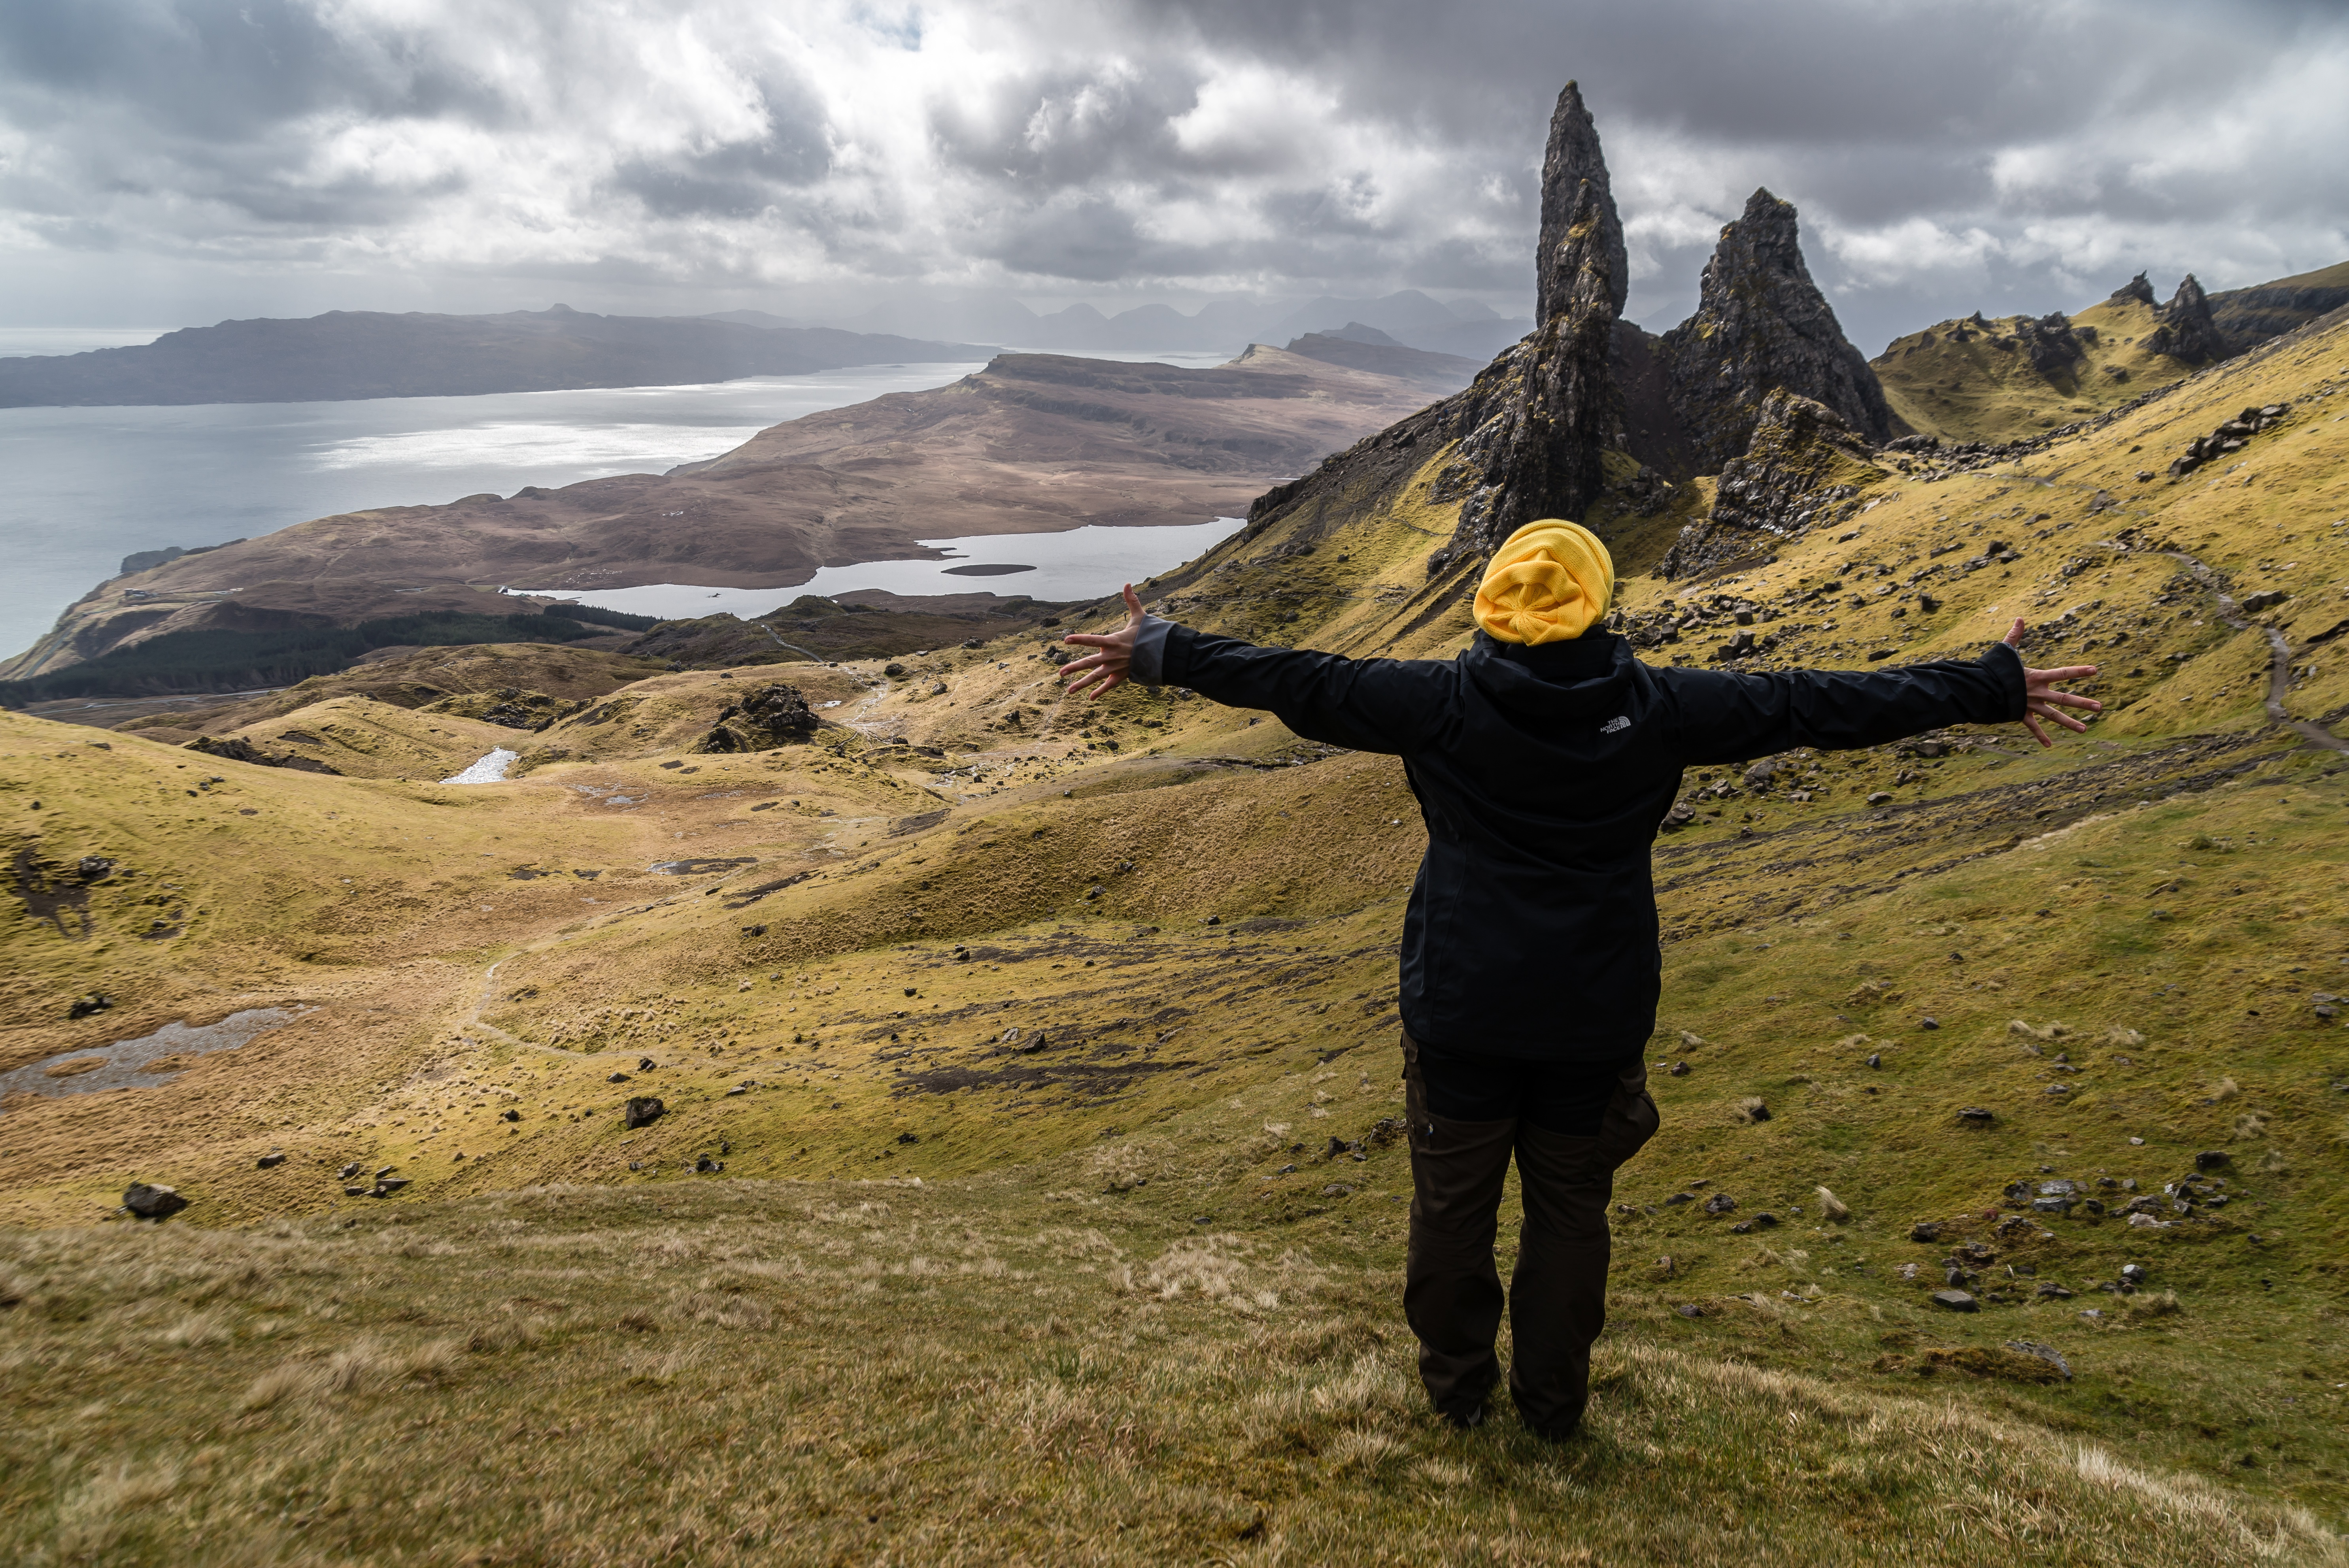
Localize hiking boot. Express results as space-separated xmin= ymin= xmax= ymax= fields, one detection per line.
xmin=1441 ymin=1401 xmax=1488 ymax=1432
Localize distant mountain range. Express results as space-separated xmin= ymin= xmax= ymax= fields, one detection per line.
xmin=0 ymin=306 xmax=992 ymax=408
xmin=710 ymin=288 xmax=1535 ymax=364
xmin=0 ymin=291 xmax=1529 ymax=410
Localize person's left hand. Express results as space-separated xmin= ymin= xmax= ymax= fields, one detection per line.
xmin=1061 ymin=584 xmax=1145 ymax=698
xmin=2003 ymin=618 xmax=2103 ymax=746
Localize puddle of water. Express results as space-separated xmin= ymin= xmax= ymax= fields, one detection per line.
xmin=513 ymin=515 xmax=1246 ymax=621
xmin=0 ymin=1008 xmax=297 ymax=1108
xmin=444 ymin=748 xmax=520 ymax=783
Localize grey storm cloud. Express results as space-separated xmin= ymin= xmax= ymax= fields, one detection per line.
xmin=0 ymin=0 xmax=2342 ymax=348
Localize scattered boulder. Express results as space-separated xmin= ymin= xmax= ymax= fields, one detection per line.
xmin=2166 ymin=404 xmax=2291 ymax=478
xmin=2002 ymin=1342 xmax=2073 ymax=1381
xmin=1956 ymin=1107 xmax=1996 ymax=1125
xmin=624 ymin=1097 xmax=666 ymax=1130
xmin=338 ymin=1161 xmax=361 ymax=1180
xmin=372 ymin=1177 xmax=410 ymax=1197
xmin=1909 ymin=1220 xmax=1942 ymax=1243
xmin=122 ymin=1182 xmax=188 ymax=1220
xmin=1930 ymin=1289 xmax=1979 ymax=1312
xmin=693 ymin=683 xmax=820 ymax=754
xmin=1702 ymin=1193 xmax=1738 ymax=1215
xmin=256 ymin=1152 xmax=286 ymax=1169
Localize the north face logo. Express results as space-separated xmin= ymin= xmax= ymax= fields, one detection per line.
xmin=1601 ymin=715 xmax=1631 ymax=734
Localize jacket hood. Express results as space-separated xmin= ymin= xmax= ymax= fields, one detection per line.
xmin=1460 ymin=630 xmax=1636 ymax=720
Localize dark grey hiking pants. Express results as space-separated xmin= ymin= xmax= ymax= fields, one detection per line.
xmin=1401 ymin=1033 xmax=1660 ymax=1436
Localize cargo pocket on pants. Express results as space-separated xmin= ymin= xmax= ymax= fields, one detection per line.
xmin=1593 ymin=1060 xmax=1659 ymax=1174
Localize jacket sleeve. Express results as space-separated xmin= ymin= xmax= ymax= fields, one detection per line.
xmin=1141 ymin=617 xmax=1455 ymax=756
xmin=1661 ymin=643 xmax=2027 ymax=765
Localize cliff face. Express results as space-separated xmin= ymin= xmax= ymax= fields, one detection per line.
xmin=1658 ymin=189 xmax=1895 ymax=471
xmin=2209 ymin=258 xmax=2349 ymax=352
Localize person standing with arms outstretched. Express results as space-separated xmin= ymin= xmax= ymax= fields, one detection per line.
xmin=1060 ymin=520 xmax=2101 ymax=1438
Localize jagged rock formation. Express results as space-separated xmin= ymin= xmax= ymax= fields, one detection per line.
xmin=1659 ymin=189 xmax=1895 ymax=470
xmin=2009 ymin=312 xmax=2091 ymax=376
xmin=692 ymin=683 xmax=819 ymax=753
xmin=1657 ymin=392 xmax=1886 ymax=579
xmin=2142 ymin=275 xmax=2230 ymax=364
xmin=1416 ymin=81 xmax=1629 ymax=575
xmin=1535 ymin=82 xmax=1628 ymax=325
xmin=2111 ymin=273 xmax=2158 ymax=308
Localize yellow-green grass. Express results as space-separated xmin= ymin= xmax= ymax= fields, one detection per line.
xmin=1873 ymin=295 xmax=2204 ymax=445
xmin=3 ymin=306 xmax=2348 ymax=1562
xmin=3 ymin=1155 xmax=2342 ymax=1566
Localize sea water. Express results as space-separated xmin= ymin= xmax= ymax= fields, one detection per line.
xmin=0 ymin=362 xmax=978 ymax=657
xmin=0 ymin=346 xmax=1251 ymax=660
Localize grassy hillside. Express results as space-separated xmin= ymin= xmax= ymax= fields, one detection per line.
xmin=1872 ymin=295 xmax=2201 ymax=444
xmin=2 ymin=310 xmax=2347 ymax=1560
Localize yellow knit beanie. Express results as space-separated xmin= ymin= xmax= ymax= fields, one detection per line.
xmin=1472 ymin=519 xmax=1614 ymax=644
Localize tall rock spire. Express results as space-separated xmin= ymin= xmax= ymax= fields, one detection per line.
xmin=1658 ymin=189 xmax=1894 ymax=471
xmin=1421 ymin=82 xmax=1628 ymax=575
xmin=1536 ymin=81 xmax=1628 ymax=324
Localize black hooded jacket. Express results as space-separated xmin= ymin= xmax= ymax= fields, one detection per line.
xmin=1131 ymin=619 xmax=2026 ymax=1062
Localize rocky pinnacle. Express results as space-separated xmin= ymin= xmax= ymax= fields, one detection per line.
xmin=1420 ymin=83 xmax=1628 ymax=575
xmin=1537 ymin=81 xmax=1628 ymax=324
xmin=2145 ymin=274 xmax=2230 ymax=364
xmin=1659 ymin=188 xmax=1895 ymax=472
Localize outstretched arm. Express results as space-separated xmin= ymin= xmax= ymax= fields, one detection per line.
xmin=1669 ymin=620 xmax=2099 ymax=765
xmin=1058 ymin=585 xmax=1453 ymax=755
xmin=2003 ymin=618 xmax=2103 ymax=747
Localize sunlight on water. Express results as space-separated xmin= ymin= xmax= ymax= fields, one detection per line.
xmin=312 ymin=421 xmax=770 ymax=472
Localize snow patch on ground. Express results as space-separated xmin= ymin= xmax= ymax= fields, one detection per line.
xmin=444 ymin=748 xmax=520 ymax=784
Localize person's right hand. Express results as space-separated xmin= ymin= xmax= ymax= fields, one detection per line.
xmin=1060 ymin=584 xmax=1145 ymax=698
xmin=2002 ymin=618 xmax=2103 ymax=747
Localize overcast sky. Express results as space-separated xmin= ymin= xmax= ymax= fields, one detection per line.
xmin=3 ymin=0 xmax=2344 ymax=352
